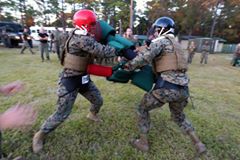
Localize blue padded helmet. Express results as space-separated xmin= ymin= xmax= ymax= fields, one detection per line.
xmin=153 ymin=17 xmax=175 ymax=35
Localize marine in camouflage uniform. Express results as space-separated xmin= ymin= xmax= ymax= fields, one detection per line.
xmin=231 ymin=43 xmax=240 ymax=66
xmin=187 ymin=41 xmax=196 ymax=64
xmin=200 ymin=41 xmax=211 ymax=64
xmin=32 ymin=9 xmax=118 ymax=153
xmin=125 ymin=17 xmax=206 ymax=154
xmin=52 ymin=27 xmax=62 ymax=60
xmin=59 ymin=30 xmax=69 ymax=60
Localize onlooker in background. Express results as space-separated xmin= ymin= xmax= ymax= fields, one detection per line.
xmin=231 ymin=43 xmax=240 ymax=66
xmin=123 ymin=28 xmax=138 ymax=45
xmin=113 ymin=27 xmax=138 ymax=63
xmin=26 ymin=27 xmax=33 ymax=49
xmin=1 ymin=26 xmax=11 ymax=48
xmin=187 ymin=41 xmax=196 ymax=64
xmin=52 ymin=27 xmax=61 ymax=60
xmin=49 ymin=31 xmax=54 ymax=53
xmin=38 ymin=27 xmax=50 ymax=62
xmin=20 ymin=28 xmax=35 ymax=54
xmin=59 ymin=28 xmax=69 ymax=60
xmin=200 ymin=41 xmax=211 ymax=64
xmin=0 ymin=81 xmax=37 ymax=159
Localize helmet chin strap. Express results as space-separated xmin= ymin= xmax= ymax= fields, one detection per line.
xmin=75 ymin=25 xmax=88 ymax=35
xmin=153 ymin=28 xmax=174 ymax=42
xmin=158 ymin=27 xmax=164 ymax=37
xmin=162 ymin=29 xmax=171 ymax=35
xmin=158 ymin=28 xmax=172 ymax=36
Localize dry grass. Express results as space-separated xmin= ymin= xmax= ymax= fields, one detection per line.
xmin=0 ymin=48 xmax=239 ymax=160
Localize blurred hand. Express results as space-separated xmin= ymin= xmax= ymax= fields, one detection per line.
xmin=123 ymin=64 xmax=131 ymax=71
xmin=0 ymin=81 xmax=24 ymax=96
xmin=0 ymin=103 xmax=37 ymax=130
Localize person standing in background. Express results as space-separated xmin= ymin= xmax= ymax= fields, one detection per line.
xmin=187 ymin=41 xmax=196 ymax=64
xmin=49 ymin=31 xmax=54 ymax=53
xmin=231 ymin=43 xmax=240 ymax=66
xmin=38 ymin=28 xmax=50 ymax=62
xmin=26 ymin=27 xmax=33 ymax=49
xmin=52 ymin=27 xmax=61 ymax=60
xmin=20 ymin=27 xmax=35 ymax=54
xmin=200 ymin=41 xmax=211 ymax=64
xmin=123 ymin=28 xmax=138 ymax=45
xmin=59 ymin=28 xmax=69 ymax=60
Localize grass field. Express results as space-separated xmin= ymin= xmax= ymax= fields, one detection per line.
xmin=0 ymin=47 xmax=239 ymax=160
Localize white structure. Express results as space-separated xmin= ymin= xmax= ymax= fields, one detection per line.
xmin=179 ymin=36 xmax=226 ymax=53
xmin=30 ymin=26 xmax=73 ymax=41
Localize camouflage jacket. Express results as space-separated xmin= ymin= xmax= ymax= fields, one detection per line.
xmin=125 ymin=35 xmax=189 ymax=86
xmin=63 ymin=30 xmax=117 ymax=77
xmin=59 ymin=32 xmax=69 ymax=46
xmin=202 ymin=44 xmax=211 ymax=53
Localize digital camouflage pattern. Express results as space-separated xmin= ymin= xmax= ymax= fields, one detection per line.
xmin=52 ymin=29 xmax=62 ymax=60
xmin=200 ymin=42 xmax=211 ymax=64
xmin=138 ymin=88 xmax=193 ymax=134
xmin=40 ymin=30 xmax=117 ymax=133
xmin=187 ymin=42 xmax=196 ymax=64
xmin=125 ymin=35 xmax=194 ymax=134
xmin=41 ymin=79 xmax=103 ymax=133
xmin=59 ymin=31 xmax=69 ymax=59
xmin=126 ymin=35 xmax=189 ymax=86
xmin=63 ymin=31 xmax=116 ymax=77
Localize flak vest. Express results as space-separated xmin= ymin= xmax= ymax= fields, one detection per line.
xmin=154 ymin=35 xmax=188 ymax=73
xmin=61 ymin=29 xmax=93 ymax=72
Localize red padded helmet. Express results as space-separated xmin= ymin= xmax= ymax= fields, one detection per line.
xmin=73 ymin=9 xmax=97 ymax=32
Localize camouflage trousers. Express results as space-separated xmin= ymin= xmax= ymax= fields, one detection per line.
xmin=187 ymin=52 xmax=195 ymax=64
xmin=39 ymin=43 xmax=49 ymax=61
xmin=20 ymin=41 xmax=34 ymax=54
xmin=137 ymin=87 xmax=194 ymax=135
xmin=200 ymin=52 xmax=209 ymax=64
xmin=40 ymin=77 xmax=103 ymax=134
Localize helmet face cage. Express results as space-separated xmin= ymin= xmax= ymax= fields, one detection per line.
xmin=73 ymin=9 xmax=97 ymax=33
xmin=153 ymin=17 xmax=175 ymax=36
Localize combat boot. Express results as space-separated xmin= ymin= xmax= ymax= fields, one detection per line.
xmin=86 ymin=112 xmax=102 ymax=122
xmin=130 ymin=134 xmax=149 ymax=152
xmin=32 ymin=130 xmax=46 ymax=153
xmin=187 ymin=131 xmax=207 ymax=154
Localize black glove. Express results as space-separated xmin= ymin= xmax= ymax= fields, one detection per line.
xmin=120 ymin=48 xmax=137 ymax=60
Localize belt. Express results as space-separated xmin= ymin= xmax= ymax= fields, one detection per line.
xmin=154 ymin=76 xmax=187 ymax=90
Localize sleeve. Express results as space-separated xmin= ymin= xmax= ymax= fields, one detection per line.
xmin=125 ymin=39 xmax=166 ymax=70
xmin=76 ymin=35 xmax=117 ymax=58
xmin=236 ymin=45 xmax=240 ymax=56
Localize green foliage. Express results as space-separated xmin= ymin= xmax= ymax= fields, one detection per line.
xmin=0 ymin=48 xmax=240 ymax=159
xmin=100 ymin=0 xmax=131 ymax=30
xmin=1 ymin=0 xmax=239 ymax=42
xmin=0 ymin=0 xmax=19 ymax=21
xmin=134 ymin=16 xmax=149 ymax=35
xmin=145 ymin=0 xmax=240 ymax=42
